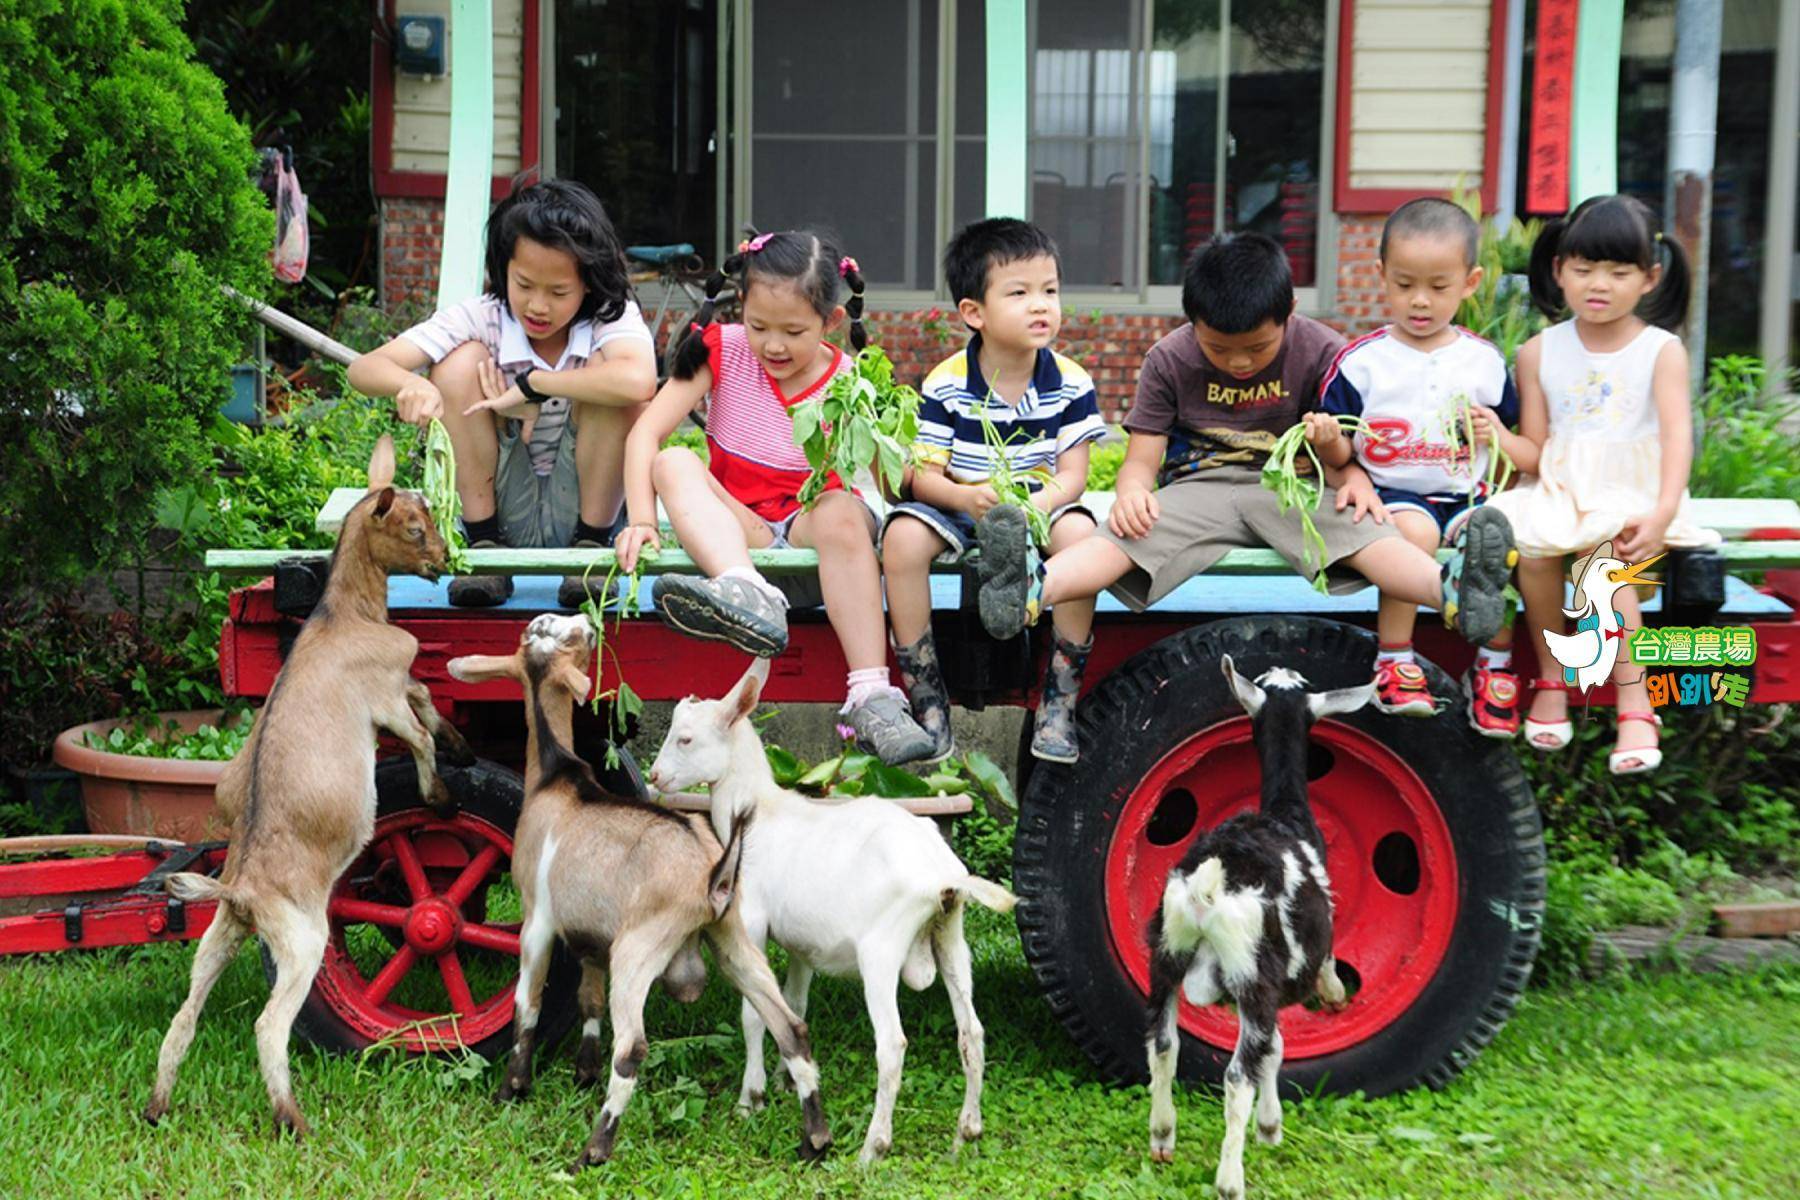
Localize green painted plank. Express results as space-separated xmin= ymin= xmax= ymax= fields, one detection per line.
xmin=1570 ymin=0 xmax=1623 ymax=205
xmin=438 ymin=0 xmax=494 ymax=309
xmin=1687 ymin=497 xmax=1800 ymax=537
xmin=985 ymin=0 xmax=1028 ymax=219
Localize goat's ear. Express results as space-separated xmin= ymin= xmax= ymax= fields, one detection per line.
xmin=371 ymin=486 xmax=396 ymax=521
xmin=1308 ymin=680 xmax=1376 ymax=721
xmin=367 ymin=433 xmax=396 ymax=491
xmin=721 ymin=659 xmax=767 ymax=728
xmin=555 ymin=661 xmax=594 ymax=703
xmin=1221 ymin=654 xmax=1265 ymax=718
xmin=447 ymin=654 xmax=522 ymax=684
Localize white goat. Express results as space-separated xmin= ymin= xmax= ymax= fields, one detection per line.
xmin=448 ymin=615 xmax=833 ymax=1169
xmin=1145 ymin=656 xmax=1371 ymax=1200
xmin=648 ymin=658 xmax=1016 ymax=1164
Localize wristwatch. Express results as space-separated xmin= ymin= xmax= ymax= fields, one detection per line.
xmin=515 ymin=368 xmax=548 ymax=403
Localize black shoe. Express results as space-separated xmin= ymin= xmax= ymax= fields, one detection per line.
xmin=973 ymin=505 xmax=1044 ymax=640
xmin=448 ymin=540 xmax=514 ymax=607
xmin=558 ymin=539 xmax=614 ymax=609
xmin=654 ymin=574 xmax=789 ymax=657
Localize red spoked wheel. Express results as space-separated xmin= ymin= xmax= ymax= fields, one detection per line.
xmin=274 ymin=757 xmax=578 ymax=1059
xmin=1103 ymin=717 xmax=1458 ymax=1059
xmin=1014 ymin=616 xmax=1543 ymax=1097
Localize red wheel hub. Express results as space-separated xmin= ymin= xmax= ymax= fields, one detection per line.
xmin=316 ymin=809 xmax=520 ymax=1052
xmin=1103 ymin=716 xmax=1459 ymax=1059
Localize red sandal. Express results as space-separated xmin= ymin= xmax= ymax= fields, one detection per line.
xmin=1608 ymin=711 xmax=1663 ymax=776
xmin=1523 ymin=677 xmax=1573 ymax=752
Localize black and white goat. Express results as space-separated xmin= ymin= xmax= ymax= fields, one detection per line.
xmin=1145 ymin=656 xmax=1372 ymax=1200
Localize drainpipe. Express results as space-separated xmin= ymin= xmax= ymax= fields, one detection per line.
xmin=1665 ymin=0 xmax=1721 ymax=395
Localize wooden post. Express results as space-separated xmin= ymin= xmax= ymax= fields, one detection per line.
xmin=438 ymin=0 xmax=495 ymax=309
xmin=984 ymin=0 xmax=1028 ymax=219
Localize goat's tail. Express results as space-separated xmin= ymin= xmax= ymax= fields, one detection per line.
xmin=960 ymin=875 xmax=1018 ymax=914
xmin=164 ymin=872 xmax=238 ymax=907
xmin=706 ymin=810 xmax=752 ymax=920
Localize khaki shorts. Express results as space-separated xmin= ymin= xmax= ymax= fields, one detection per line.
xmin=1101 ymin=463 xmax=1397 ymax=610
xmin=494 ymin=423 xmax=581 ymax=550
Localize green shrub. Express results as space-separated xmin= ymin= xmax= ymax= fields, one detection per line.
xmin=0 ymin=0 xmax=270 ymax=584
xmin=1086 ymin=438 xmax=1126 ymax=492
xmin=1691 ymin=354 xmax=1800 ymax=500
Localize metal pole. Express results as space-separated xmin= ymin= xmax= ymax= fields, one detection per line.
xmin=1494 ymin=0 xmax=1527 ymax=226
xmin=1666 ymin=0 xmax=1721 ymax=394
xmin=1213 ymin=0 xmax=1230 ymax=238
xmin=1758 ymin=0 xmax=1798 ymax=381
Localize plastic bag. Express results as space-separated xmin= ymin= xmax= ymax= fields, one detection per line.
xmin=267 ymin=149 xmax=309 ymax=283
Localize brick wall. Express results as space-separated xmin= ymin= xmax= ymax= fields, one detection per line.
xmin=380 ymin=197 xmax=446 ymax=312
xmin=1333 ymin=213 xmax=1387 ymax=335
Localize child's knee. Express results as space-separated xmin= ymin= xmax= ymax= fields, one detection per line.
xmin=1392 ymin=512 xmax=1440 ymax=553
xmin=809 ymin=493 xmax=873 ymax=548
xmin=1048 ymin=510 xmax=1096 ymax=553
xmin=430 ymin=340 xmax=489 ymax=389
xmin=651 ymin=445 xmax=704 ymax=489
xmin=881 ymin=517 xmax=945 ymax=569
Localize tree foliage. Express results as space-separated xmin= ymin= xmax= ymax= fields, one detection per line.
xmin=0 ymin=0 xmax=270 ymax=583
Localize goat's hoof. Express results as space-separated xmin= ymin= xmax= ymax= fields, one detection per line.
xmin=1214 ymin=1169 xmax=1245 ymax=1200
xmin=424 ymin=777 xmax=459 ymax=816
xmin=1322 ymin=998 xmax=1351 ymax=1014
xmin=495 ymin=1078 xmax=530 ymax=1103
xmin=1256 ymin=1120 xmax=1283 ymax=1146
xmin=573 ymin=1067 xmax=602 ymax=1090
xmin=1149 ymin=1145 xmax=1175 ymax=1165
xmin=272 ymin=1106 xmax=309 ymax=1142
xmin=142 ymin=1095 xmax=169 ymax=1127
xmin=736 ymin=1089 xmax=766 ymax=1114
xmin=796 ymin=1133 xmax=832 ymax=1164
xmin=436 ymin=731 xmax=477 ymax=768
xmin=570 ymin=1147 xmax=610 ymax=1174
xmin=858 ymin=1137 xmax=891 ymax=1165
xmin=954 ymin=1115 xmax=983 ymax=1146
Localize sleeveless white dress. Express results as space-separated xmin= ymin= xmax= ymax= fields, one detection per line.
xmin=1487 ymin=319 xmax=1718 ymax=558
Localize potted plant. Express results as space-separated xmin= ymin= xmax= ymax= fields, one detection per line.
xmin=51 ymin=709 xmax=254 ymax=842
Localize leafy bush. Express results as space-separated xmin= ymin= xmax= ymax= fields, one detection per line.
xmin=84 ymin=709 xmax=255 ymax=761
xmin=0 ymin=0 xmax=271 ymax=584
xmin=1450 ymin=185 xmax=1547 ymax=365
xmin=1086 ymin=439 xmax=1126 ymax=492
xmin=1691 ymin=354 xmax=1800 ymax=500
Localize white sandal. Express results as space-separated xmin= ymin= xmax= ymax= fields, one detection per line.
xmin=1523 ymin=678 xmax=1574 ymax=752
xmin=1608 ymin=711 xmax=1663 ymax=776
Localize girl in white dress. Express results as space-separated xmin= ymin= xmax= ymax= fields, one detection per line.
xmin=1488 ymin=195 xmax=1716 ymax=775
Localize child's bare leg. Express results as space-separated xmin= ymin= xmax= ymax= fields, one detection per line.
xmin=1516 ymin=554 xmax=1568 ymax=727
xmin=1047 ymin=512 xmax=1098 ymax=645
xmin=881 ymin=516 xmax=946 ymax=648
xmin=1610 ymin=584 xmax=1658 ymax=762
xmin=573 ymin=402 xmax=645 ymax=529
xmin=1041 ymin=537 xmax=1137 ymax=610
xmin=431 ymin=342 xmax=502 ymax=522
xmin=790 ymin=492 xmax=885 ymax=671
xmin=1341 ymin=538 xmax=1442 ymax=608
xmin=650 ymin=447 xmax=768 ymax=573
xmin=1375 ymin=512 xmax=1441 ymax=648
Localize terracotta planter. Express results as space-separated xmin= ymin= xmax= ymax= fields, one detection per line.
xmin=51 ymin=710 xmax=236 ymax=842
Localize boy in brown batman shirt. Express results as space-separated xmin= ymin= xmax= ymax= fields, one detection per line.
xmin=972 ymin=232 xmax=1516 ymax=663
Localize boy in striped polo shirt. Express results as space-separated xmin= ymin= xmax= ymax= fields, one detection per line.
xmin=881 ymin=218 xmax=1107 ymax=763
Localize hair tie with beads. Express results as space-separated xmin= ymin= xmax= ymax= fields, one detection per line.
xmin=738 ymin=233 xmax=773 ymax=255
xmin=839 ymin=256 xmax=860 ymax=278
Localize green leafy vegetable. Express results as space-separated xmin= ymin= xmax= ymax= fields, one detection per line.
xmin=421 ymin=419 xmax=470 ymax=573
xmin=1437 ymin=391 xmax=1516 ymax=500
xmin=84 ymin=709 xmax=256 ymax=761
xmin=1261 ymin=416 xmax=1383 ymax=595
xmin=575 ymin=557 xmax=646 ymax=769
xmin=974 ymin=394 xmax=1057 ymax=546
xmin=791 ymin=346 xmax=920 ymax=508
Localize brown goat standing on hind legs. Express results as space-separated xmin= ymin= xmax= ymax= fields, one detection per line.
xmin=1145 ymin=655 xmax=1371 ymax=1200
xmin=446 ymin=613 xmax=833 ymax=1171
xmin=143 ymin=435 xmax=473 ymax=1138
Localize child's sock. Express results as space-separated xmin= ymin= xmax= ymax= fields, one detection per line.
xmin=464 ymin=514 xmax=501 ymax=545
xmin=1376 ymin=642 xmax=1415 ymax=666
xmin=571 ymin=517 xmax=613 ymax=546
xmin=843 ymin=666 xmax=893 ymax=709
xmin=1476 ymin=646 xmax=1513 ymax=671
xmin=718 ymin=565 xmax=788 ymax=608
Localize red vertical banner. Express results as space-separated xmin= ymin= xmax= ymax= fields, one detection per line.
xmin=1526 ymin=0 xmax=1580 ymax=214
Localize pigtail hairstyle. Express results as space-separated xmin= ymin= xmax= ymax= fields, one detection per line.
xmin=1526 ymin=194 xmax=1691 ymax=330
xmin=670 ymin=249 xmax=747 ymax=380
xmin=670 ymin=228 xmax=867 ymax=379
xmin=484 ymin=177 xmax=631 ymax=324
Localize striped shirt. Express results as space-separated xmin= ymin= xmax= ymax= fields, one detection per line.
xmin=1319 ymin=325 xmax=1520 ymax=497
xmin=399 ymin=293 xmax=654 ymax=475
xmin=914 ymin=338 xmax=1105 ymax=485
xmin=701 ymin=322 xmax=853 ymax=522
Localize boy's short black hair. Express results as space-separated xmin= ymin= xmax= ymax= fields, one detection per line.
xmin=1181 ymin=232 xmax=1292 ymax=332
xmin=484 ymin=177 xmax=630 ymax=324
xmin=943 ymin=218 xmax=1062 ymax=305
xmin=1380 ymin=197 xmax=1480 ymax=267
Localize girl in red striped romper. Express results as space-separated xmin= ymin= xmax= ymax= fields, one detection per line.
xmin=618 ymin=231 xmax=935 ymax=764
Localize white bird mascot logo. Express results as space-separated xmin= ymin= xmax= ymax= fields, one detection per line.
xmin=1541 ymin=540 xmax=1664 ymax=694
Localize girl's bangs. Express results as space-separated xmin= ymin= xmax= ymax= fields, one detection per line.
xmin=1557 ymin=202 xmax=1655 ymax=268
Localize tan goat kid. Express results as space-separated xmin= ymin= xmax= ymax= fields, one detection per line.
xmin=447 ymin=613 xmax=834 ymax=1170
xmin=145 ymin=435 xmax=472 ymax=1137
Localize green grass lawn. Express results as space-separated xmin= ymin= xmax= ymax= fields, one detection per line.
xmin=2 ymin=906 xmax=1796 ymax=1199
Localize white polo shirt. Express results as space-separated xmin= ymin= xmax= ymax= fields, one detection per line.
xmin=400 ymin=293 xmax=654 ymax=475
xmin=1319 ymin=325 xmax=1520 ymax=498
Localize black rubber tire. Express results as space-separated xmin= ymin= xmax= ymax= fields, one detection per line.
xmin=270 ymin=756 xmax=588 ymax=1060
xmin=1014 ymin=615 xmax=1544 ymax=1097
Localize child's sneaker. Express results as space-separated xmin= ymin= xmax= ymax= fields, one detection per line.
xmin=1372 ymin=659 xmax=1436 ymax=717
xmin=842 ymin=688 xmax=937 ymax=765
xmin=654 ymin=574 xmax=789 ymax=657
xmin=1464 ymin=662 xmax=1521 ymax=739
xmin=974 ymin=505 xmax=1044 ymax=640
xmin=1441 ymin=507 xmax=1518 ymax=644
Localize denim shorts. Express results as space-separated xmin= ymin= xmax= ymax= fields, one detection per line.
xmin=880 ymin=500 xmax=1096 ymax=561
xmin=1375 ymin=486 xmax=1480 ymax=543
